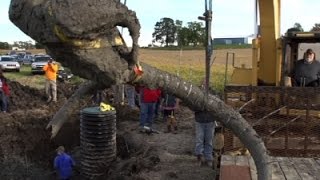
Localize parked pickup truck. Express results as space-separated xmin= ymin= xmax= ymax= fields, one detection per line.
xmin=31 ymin=55 xmax=52 ymax=74
xmin=0 ymin=56 xmax=21 ymax=72
xmin=57 ymin=67 xmax=74 ymax=82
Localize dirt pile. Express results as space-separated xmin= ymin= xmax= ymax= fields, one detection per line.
xmin=7 ymin=80 xmax=77 ymax=111
xmin=0 ymin=80 xmax=80 ymax=179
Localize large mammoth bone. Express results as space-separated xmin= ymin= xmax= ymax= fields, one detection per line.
xmin=10 ymin=0 xmax=140 ymax=69
xmin=9 ymin=0 xmax=271 ymax=179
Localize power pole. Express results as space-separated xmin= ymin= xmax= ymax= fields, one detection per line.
xmin=198 ymin=0 xmax=213 ymax=96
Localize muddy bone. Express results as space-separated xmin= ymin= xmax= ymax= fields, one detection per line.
xmin=9 ymin=0 xmax=140 ymax=70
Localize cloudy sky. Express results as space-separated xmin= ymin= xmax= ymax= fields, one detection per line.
xmin=1 ymin=0 xmax=320 ymax=46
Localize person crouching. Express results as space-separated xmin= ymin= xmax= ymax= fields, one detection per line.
xmin=161 ymin=92 xmax=179 ymax=133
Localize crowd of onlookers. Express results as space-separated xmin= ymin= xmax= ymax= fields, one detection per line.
xmin=119 ymin=84 xmax=179 ymax=133
xmin=112 ymin=83 xmax=217 ymax=168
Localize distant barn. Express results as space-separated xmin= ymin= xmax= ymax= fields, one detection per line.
xmin=213 ymin=36 xmax=253 ymax=45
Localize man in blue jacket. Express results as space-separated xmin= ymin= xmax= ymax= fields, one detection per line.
xmin=54 ymin=146 xmax=75 ymax=180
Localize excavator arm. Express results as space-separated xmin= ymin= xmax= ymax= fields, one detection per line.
xmin=258 ymin=0 xmax=282 ymax=86
xmin=230 ymin=0 xmax=282 ymax=86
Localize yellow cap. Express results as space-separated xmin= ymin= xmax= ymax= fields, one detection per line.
xmin=100 ymin=102 xmax=115 ymax=111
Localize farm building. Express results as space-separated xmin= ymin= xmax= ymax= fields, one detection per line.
xmin=213 ymin=36 xmax=254 ymax=45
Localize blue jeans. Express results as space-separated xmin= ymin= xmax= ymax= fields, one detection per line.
xmin=154 ymin=100 xmax=160 ymax=117
xmin=140 ymin=102 xmax=156 ymax=128
xmin=195 ymin=122 xmax=215 ymax=161
xmin=92 ymin=90 xmax=102 ymax=105
xmin=126 ymin=85 xmax=136 ymax=108
xmin=0 ymin=91 xmax=8 ymax=112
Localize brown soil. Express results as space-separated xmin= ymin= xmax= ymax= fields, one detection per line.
xmin=0 ymin=81 xmax=217 ymax=180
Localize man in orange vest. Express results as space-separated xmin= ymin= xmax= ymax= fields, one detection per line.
xmin=43 ymin=58 xmax=58 ymax=103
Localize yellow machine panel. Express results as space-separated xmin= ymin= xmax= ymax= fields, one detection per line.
xmin=229 ymin=0 xmax=282 ymax=86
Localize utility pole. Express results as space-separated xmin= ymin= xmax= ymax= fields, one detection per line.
xmin=121 ymin=0 xmax=127 ymax=35
xmin=198 ymin=0 xmax=213 ymax=97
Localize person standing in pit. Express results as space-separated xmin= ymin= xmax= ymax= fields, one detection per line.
xmin=54 ymin=146 xmax=75 ymax=180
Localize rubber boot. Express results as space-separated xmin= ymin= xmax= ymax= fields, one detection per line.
xmin=173 ymin=126 xmax=178 ymax=134
xmin=166 ymin=125 xmax=171 ymax=133
xmin=206 ymin=160 xmax=213 ymax=168
xmin=197 ymin=155 xmax=204 ymax=166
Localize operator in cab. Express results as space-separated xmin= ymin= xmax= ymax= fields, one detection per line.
xmin=291 ymin=48 xmax=320 ymax=87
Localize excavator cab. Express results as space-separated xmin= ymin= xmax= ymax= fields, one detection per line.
xmin=281 ymin=31 xmax=320 ymax=86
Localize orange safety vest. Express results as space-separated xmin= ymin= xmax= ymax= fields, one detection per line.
xmin=43 ymin=63 xmax=58 ymax=80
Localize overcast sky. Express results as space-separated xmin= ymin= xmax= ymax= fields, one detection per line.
xmin=1 ymin=0 xmax=320 ymax=46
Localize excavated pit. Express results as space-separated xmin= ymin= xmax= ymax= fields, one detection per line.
xmin=0 ymin=80 xmax=215 ymax=180
xmin=0 ymin=81 xmax=82 ymax=179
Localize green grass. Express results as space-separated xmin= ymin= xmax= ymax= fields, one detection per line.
xmin=2 ymin=49 xmax=235 ymax=93
xmin=152 ymin=63 xmax=233 ymax=93
xmin=144 ymin=44 xmax=251 ymax=50
xmin=4 ymin=65 xmax=46 ymax=89
xmin=69 ymin=75 xmax=85 ymax=85
xmin=4 ymin=65 xmax=85 ymax=89
xmin=4 ymin=64 xmax=232 ymax=93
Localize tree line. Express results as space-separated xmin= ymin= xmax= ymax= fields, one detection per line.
xmin=152 ymin=17 xmax=206 ymax=47
xmin=152 ymin=17 xmax=320 ymax=48
xmin=0 ymin=41 xmax=44 ymax=50
xmin=287 ymin=22 xmax=320 ymax=32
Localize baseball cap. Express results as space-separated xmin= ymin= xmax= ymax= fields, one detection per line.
xmin=306 ymin=48 xmax=315 ymax=54
xmin=56 ymin=146 xmax=65 ymax=153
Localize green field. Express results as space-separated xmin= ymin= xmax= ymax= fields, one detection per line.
xmin=4 ymin=65 xmax=46 ymax=89
xmin=2 ymin=48 xmax=252 ymax=92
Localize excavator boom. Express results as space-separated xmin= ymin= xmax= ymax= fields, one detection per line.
xmin=258 ymin=0 xmax=282 ymax=85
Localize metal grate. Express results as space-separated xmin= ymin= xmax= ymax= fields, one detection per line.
xmin=223 ymin=86 xmax=320 ymax=157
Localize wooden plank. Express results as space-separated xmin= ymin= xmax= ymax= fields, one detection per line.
xmin=221 ymin=155 xmax=236 ymax=166
xmin=276 ymin=157 xmax=301 ymax=180
xmin=271 ymin=159 xmax=286 ymax=180
xmin=235 ymin=156 xmax=249 ymax=166
xmin=248 ymin=156 xmax=257 ymax=180
xmin=301 ymin=158 xmax=320 ymax=179
xmin=291 ymin=157 xmax=315 ymax=180
xmin=220 ymin=165 xmax=251 ymax=180
xmin=247 ymin=156 xmax=320 ymax=180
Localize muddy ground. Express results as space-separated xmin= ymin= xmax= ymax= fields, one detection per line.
xmin=0 ymin=80 xmax=217 ymax=180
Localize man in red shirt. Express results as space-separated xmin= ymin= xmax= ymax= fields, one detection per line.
xmin=139 ymin=85 xmax=161 ymax=131
xmin=0 ymin=70 xmax=10 ymax=113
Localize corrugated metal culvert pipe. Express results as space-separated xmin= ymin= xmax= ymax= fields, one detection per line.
xmin=80 ymin=107 xmax=116 ymax=179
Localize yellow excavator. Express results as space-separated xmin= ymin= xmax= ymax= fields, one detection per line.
xmin=229 ymin=0 xmax=320 ymax=86
xmin=223 ymin=0 xmax=320 ymax=157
